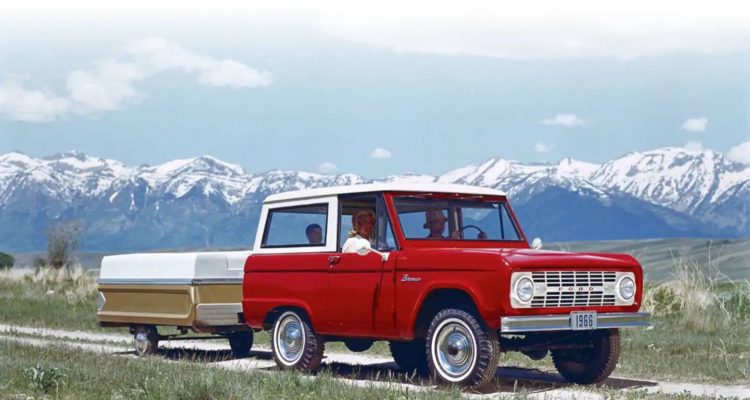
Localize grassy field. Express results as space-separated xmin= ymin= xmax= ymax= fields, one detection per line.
xmin=549 ymin=237 xmax=750 ymax=282
xmin=0 ymin=340 xmax=467 ymax=400
xmin=2 ymin=340 xmax=738 ymax=400
xmin=1 ymin=257 xmax=749 ymax=387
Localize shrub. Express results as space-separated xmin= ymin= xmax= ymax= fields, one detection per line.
xmin=46 ymin=220 xmax=83 ymax=269
xmin=723 ymin=282 xmax=750 ymax=323
xmin=0 ymin=252 xmax=14 ymax=269
xmin=24 ymin=364 xmax=67 ymax=395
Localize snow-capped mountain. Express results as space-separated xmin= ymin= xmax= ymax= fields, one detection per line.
xmin=0 ymin=147 xmax=747 ymax=251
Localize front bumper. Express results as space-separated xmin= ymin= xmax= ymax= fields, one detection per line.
xmin=500 ymin=312 xmax=650 ymax=333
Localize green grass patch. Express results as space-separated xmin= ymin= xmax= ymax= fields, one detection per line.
xmin=0 ymin=341 xmax=739 ymax=400
xmin=0 ymin=340 xmax=468 ymax=400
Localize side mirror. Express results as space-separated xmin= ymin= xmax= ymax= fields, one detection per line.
xmin=531 ymin=237 xmax=543 ymax=250
xmin=353 ymin=237 xmax=389 ymax=261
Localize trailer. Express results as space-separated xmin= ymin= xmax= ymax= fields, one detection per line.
xmin=96 ymin=251 xmax=253 ymax=356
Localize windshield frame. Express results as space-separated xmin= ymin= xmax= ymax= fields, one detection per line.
xmin=384 ymin=192 xmax=529 ymax=249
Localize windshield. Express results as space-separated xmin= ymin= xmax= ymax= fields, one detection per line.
xmin=393 ymin=196 xmax=523 ymax=241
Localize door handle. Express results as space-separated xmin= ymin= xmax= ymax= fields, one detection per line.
xmin=328 ymin=256 xmax=341 ymax=265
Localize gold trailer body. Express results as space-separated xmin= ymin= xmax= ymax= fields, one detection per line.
xmin=97 ymin=282 xmax=244 ymax=332
xmin=95 ymin=251 xmax=253 ymax=356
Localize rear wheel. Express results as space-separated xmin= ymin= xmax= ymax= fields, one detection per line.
xmin=271 ymin=311 xmax=325 ymax=372
xmin=389 ymin=340 xmax=428 ymax=375
xmin=426 ymin=308 xmax=500 ymax=389
xmin=133 ymin=325 xmax=159 ymax=356
xmin=227 ymin=331 xmax=254 ymax=358
xmin=552 ymin=329 xmax=620 ymax=384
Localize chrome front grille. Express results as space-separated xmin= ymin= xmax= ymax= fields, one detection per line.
xmin=530 ymin=271 xmax=617 ymax=308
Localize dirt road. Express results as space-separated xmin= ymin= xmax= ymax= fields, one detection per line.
xmin=1 ymin=324 xmax=748 ymax=399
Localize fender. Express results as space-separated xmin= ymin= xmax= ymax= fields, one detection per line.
xmin=401 ymin=275 xmax=503 ymax=339
xmin=244 ymin=297 xmax=320 ymax=330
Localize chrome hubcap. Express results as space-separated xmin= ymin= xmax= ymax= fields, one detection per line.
xmin=276 ymin=314 xmax=305 ymax=364
xmin=434 ymin=320 xmax=476 ymax=379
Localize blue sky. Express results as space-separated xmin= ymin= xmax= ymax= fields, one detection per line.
xmin=1 ymin=2 xmax=749 ymax=178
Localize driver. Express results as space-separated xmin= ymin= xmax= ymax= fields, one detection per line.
xmin=424 ymin=208 xmax=461 ymax=239
xmin=424 ymin=208 xmax=487 ymax=239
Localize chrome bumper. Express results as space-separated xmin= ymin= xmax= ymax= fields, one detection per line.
xmin=500 ymin=312 xmax=651 ymax=333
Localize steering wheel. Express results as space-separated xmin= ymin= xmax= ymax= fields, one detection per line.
xmin=459 ymin=225 xmax=487 ymax=239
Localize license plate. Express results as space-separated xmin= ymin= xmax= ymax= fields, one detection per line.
xmin=571 ymin=311 xmax=597 ymax=330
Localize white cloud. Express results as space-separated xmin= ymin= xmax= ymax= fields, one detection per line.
xmin=534 ymin=141 xmax=552 ymax=153
xmin=314 ymin=1 xmax=750 ymax=61
xmin=1 ymin=37 xmax=272 ymax=122
xmin=125 ymin=38 xmax=272 ymax=89
xmin=66 ymin=59 xmax=145 ymax=114
xmin=684 ymin=141 xmax=705 ymax=152
xmin=681 ymin=117 xmax=708 ymax=132
xmin=370 ymin=147 xmax=392 ymax=159
xmin=317 ymin=161 xmax=338 ymax=174
xmin=540 ymin=114 xmax=588 ymax=128
xmin=0 ymin=78 xmax=70 ymax=122
xmin=727 ymin=141 xmax=750 ymax=164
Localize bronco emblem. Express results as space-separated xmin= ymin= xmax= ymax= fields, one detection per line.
xmin=401 ymin=274 xmax=422 ymax=282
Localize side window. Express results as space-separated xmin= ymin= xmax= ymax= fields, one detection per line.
xmin=261 ymin=204 xmax=328 ymax=248
xmin=338 ymin=195 xmax=377 ymax=250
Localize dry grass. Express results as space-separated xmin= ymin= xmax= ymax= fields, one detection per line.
xmin=0 ymin=265 xmax=103 ymax=331
xmin=641 ymin=249 xmax=750 ymax=333
xmin=1 ymin=265 xmax=99 ymax=305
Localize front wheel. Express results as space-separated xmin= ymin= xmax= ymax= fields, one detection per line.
xmin=271 ymin=310 xmax=325 ymax=372
xmin=426 ymin=309 xmax=500 ymax=389
xmin=227 ymin=331 xmax=254 ymax=358
xmin=552 ymin=329 xmax=620 ymax=384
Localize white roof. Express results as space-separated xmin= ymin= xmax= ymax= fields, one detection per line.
xmin=264 ymin=183 xmax=507 ymax=203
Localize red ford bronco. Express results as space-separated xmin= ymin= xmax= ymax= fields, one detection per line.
xmin=242 ymin=183 xmax=650 ymax=388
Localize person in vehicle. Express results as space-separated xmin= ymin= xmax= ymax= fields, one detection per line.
xmin=424 ymin=208 xmax=462 ymax=239
xmin=305 ymin=223 xmax=323 ymax=244
xmin=342 ymin=209 xmax=375 ymax=252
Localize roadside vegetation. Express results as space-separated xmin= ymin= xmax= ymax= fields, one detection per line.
xmin=0 ymin=266 xmax=108 ymax=332
xmin=0 ymin=339 xmax=739 ymax=400
xmin=0 ymin=340 xmax=469 ymax=400
xmin=0 ymin=251 xmax=748 ymax=385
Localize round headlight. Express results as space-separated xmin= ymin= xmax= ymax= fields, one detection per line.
xmin=618 ymin=276 xmax=635 ymax=300
xmin=516 ymin=277 xmax=534 ymax=302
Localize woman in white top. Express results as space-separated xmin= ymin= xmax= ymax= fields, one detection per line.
xmin=342 ymin=209 xmax=376 ymax=253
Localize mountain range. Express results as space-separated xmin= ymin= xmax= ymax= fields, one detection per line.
xmin=0 ymin=147 xmax=747 ymax=251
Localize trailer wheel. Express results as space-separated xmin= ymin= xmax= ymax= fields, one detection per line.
xmin=271 ymin=310 xmax=325 ymax=372
xmin=227 ymin=331 xmax=254 ymax=358
xmin=133 ymin=326 xmax=159 ymax=356
xmin=552 ymin=329 xmax=620 ymax=384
